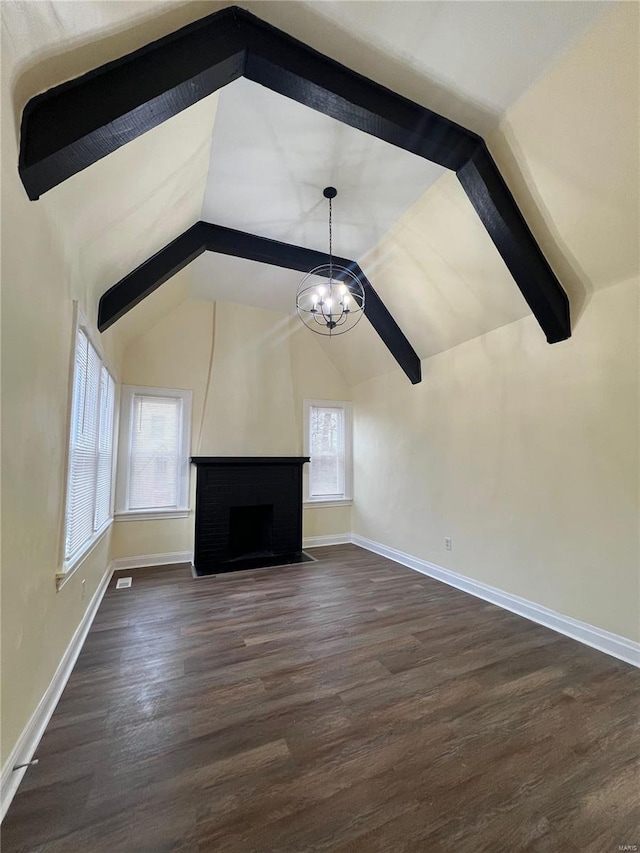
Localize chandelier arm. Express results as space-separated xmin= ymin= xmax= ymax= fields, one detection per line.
xmin=321 ymin=300 xmax=343 ymax=325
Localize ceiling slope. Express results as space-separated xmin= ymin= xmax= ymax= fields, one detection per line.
xmin=98 ymin=221 xmax=422 ymax=384
xmin=18 ymin=4 xmax=570 ymax=350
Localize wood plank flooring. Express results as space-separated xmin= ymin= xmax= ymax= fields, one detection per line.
xmin=2 ymin=544 xmax=638 ymax=852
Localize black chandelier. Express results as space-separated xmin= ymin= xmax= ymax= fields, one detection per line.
xmin=296 ymin=187 xmax=366 ymax=336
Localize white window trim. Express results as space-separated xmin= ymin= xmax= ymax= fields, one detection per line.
xmin=303 ymin=498 xmax=353 ymax=509
xmin=57 ymin=304 xmax=117 ymax=586
xmin=303 ymin=398 xmax=353 ymax=505
xmin=115 ymin=385 xmax=192 ymax=519
xmin=114 ymin=509 xmax=191 ymax=522
xmin=57 ymin=518 xmax=112 ymax=587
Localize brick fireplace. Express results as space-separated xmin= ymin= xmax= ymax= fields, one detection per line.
xmin=190 ymin=457 xmax=309 ymax=576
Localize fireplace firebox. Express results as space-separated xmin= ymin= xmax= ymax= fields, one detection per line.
xmin=190 ymin=457 xmax=309 ymax=576
xmin=229 ymin=504 xmax=273 ymax=559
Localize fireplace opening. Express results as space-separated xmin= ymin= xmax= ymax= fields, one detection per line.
xmin=228 ymin=504 xmax=273 ymax=560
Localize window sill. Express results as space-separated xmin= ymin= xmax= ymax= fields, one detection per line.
xmin=57 ymin=518 xmax=113 ymax=590
xmin=304 ymin=499 xmax=353 ymax=509
xmin=114 ymin=508 xmax=191 ymax=522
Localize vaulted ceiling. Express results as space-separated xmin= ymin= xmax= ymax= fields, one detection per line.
xmin=2 ymin=0 xmax=610 ymax=383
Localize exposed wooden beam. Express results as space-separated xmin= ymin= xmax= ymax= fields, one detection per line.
xmin=98 ymin=222 xmax=423 ymax=385
xmin=19 ymin=6 xmax=476 ymax=199
xmin=457 ymin=144 xmax=570 ymax=343
xmin=242 ymin=16 xmax=478 ymax=171
xmin=19 ymin=9 xmax=247 ymax=200
xmin=98 ymin=224 xmax=206 ymax=332
xmin=22 ymin=5 xmax=571 ymax=344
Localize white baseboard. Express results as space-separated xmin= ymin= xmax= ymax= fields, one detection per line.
xmin=303 ymin=534 xmax=352 ymax=548
xmin=111 ymin=551 xmax=193 ymax=571
xmin=1 ymin=561 xmax=114 ymax=822
xmin=351 ymin=534 xmax=640 ymax=668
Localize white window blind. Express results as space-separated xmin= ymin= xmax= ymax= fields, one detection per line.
xmin=309 ymin=405 xmax=346 ymax=498
xmin=127 ymin=394 xmax=183 ymax=510
xmin=64 ymin=328 xmax=115 ymax=563
xmin=115 ymin=386 xmax=191 ymax=518
xmin=94 ymin=366 xmax=115 ymax=529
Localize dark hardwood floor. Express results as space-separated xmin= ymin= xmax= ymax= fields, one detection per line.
xmin=3 ymin=544 xmax=638 ymax=852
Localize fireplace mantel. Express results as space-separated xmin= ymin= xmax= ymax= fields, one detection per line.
xmin=191 ymin=457 xmax=309 ymax=466
xmin=190 ymin=457 xmax=309 ymax=576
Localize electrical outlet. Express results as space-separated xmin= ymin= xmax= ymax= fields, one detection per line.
xmin=444 ymin=537 xmax=452 ymax=551
xmin=81 ymin=579 xmax=86 ymax=599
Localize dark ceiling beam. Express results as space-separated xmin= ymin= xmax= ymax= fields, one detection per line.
xmin=20 ymin=5 xmax=571 ymax=344
xmin=19 ymin=9 xmax=247 ymax=199
xmin=97 ymin=223 xmax=207 ymax=331
xmin=242 ymin=18 xmax=477 ymax=171
xmin=98 ymin=222 xmax=422 ymax=385
xmin=457 ymin=144 xmax=570 ymax=343
xmin=19 ymin=6 xmax=476 ymax=199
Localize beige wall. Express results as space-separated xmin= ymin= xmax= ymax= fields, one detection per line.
xmin=351 ymin=5 xmax=639 ymax=643
xmin=112 ymin=300 xmax=352 ymax=559
xmin=490 ymin=2 xmax=638 ymax=322
xmin=303 ymin=506 xmax=351 ymax=539
xmin=353 ymin=278 xmax=639 ymax=641
xmin=0 ymin=47 xmax=123 ymax=767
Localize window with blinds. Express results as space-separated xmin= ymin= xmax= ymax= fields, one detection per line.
xmin=116 ymin=386 xmax=191 ymax=516
xmin=304 ymin=400 xmax=353 ymax=503
xmin=64 ymin=328 xmax=116 ymax=564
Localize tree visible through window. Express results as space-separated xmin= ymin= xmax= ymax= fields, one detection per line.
xmin=129 ymin=396 xmax=182 ymax=509
xmin=116 ymin=386 xmax=192 ymax=515
xmin=304 ymin=400 xmax=352 ymax=502
xmin=310 ymin=406 xmax=345 ymax=497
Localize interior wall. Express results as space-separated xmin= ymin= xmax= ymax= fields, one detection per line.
xmin=351 ymin=4 xmax=639 ymax=643
xmin=490 ymin=2 xmax=638 ymax=323
xmin=111 ymin=299 xmax=352 ymax=560
xmin=0 ymin=43 xmax=123 ymax=768
xmin=353 ymin=278 xmax=639 ymax=641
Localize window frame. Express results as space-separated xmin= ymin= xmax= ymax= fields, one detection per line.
xmin=303 ymin=398 xmax=353 ymax=507
xmin=58 ymin=306 xmax=117 ymax=585
xmin=115 ymin=385 xmax=192 ymax=521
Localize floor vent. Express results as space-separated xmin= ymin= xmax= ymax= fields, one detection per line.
xmin=115 ymin=577 xmax=132 ymax=589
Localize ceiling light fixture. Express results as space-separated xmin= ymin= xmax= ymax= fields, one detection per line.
xmin=296 ymin=187 xmax=365 ymax=336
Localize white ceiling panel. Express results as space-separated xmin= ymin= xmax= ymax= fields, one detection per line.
xmin=201 ymin=77 xmax=446 ymax=259
xmin=301 ymin=1 xmax=608 ymax=117
xmin=190 ymin=253 xmax=303 ymax=315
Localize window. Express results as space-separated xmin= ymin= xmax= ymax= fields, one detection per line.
xmin=115 ymin=386 xmax=192 ymax=519
xmin=303 ymin=399 xmax=353 ymax=505
xmin=63 ymin=324 xmax=116 ymax=570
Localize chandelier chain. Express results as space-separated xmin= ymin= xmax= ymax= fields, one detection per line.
xmin=328 ymin=196 xmax=333 ymax=280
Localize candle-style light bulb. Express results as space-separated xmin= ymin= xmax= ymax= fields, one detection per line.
xmin=311 ymin=293 xmax=319 ymax=311
xmin=318 ymin=285 xmax=325 ymax=301
xmin=343 ymin=292 xmax=350 ymax=309
xmin=325 ymin=297 xmax=332 ymax=313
